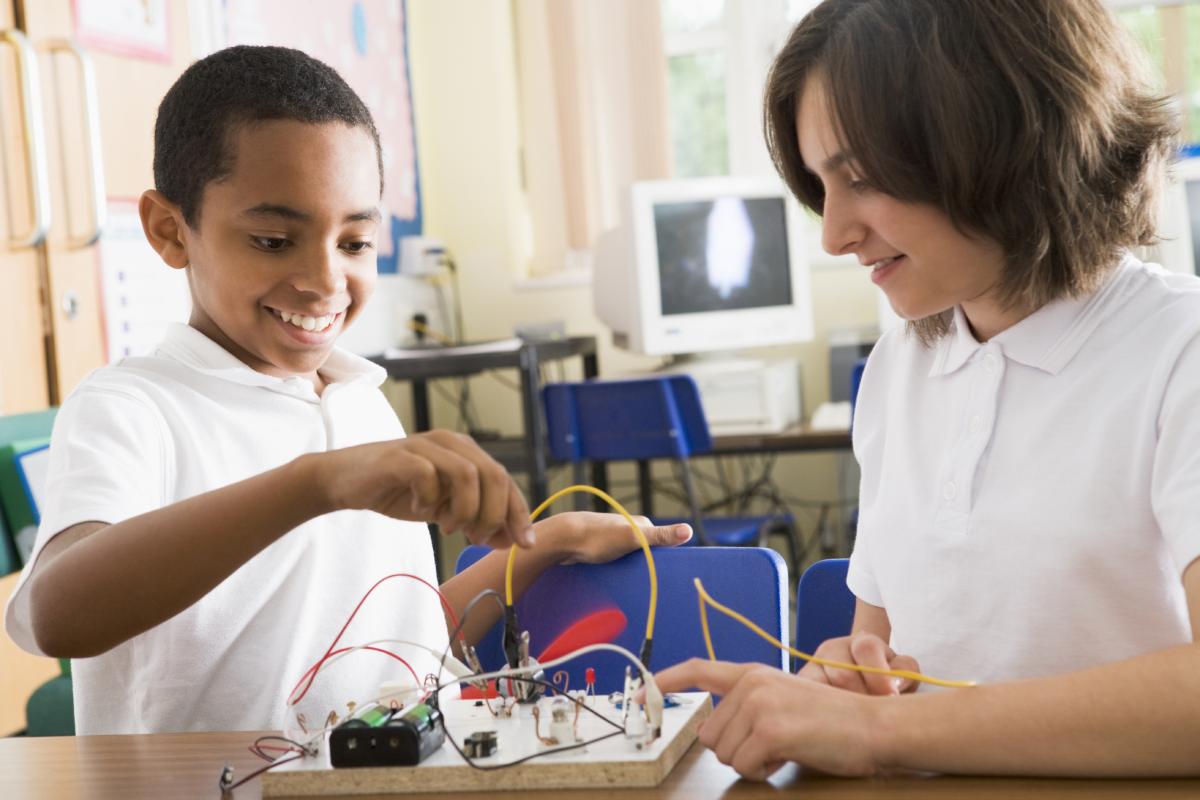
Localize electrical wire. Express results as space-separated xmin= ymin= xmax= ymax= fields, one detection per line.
xmin=692 ymin=577 xmax=977 ymax=690
xmin=505 ymin=485 xmax=658 ymax=644
xmin=219 ymin=752 xmax=304 ymax=793
xmin=288 ymin=573 xmax=462 ymax=707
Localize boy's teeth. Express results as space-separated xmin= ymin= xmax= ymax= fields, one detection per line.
xmin=276 ymin=309 xmax=333 ymax=331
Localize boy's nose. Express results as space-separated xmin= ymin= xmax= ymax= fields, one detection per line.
xmin=291 ymin=248 xmax=347 ymax=296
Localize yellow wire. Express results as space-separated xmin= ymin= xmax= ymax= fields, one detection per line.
xmin=693 ymin=578 xmax=976 ymax=690
xmin=505 ymin=484 xmax=658 ymax=641
xmin=408 ymin=319 xmax=455 ymax=345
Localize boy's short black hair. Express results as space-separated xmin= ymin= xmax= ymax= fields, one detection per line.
xmin=153 ymin=45 xmax=383 ymax=227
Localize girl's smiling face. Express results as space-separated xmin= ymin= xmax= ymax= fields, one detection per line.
xmin=797 ymin=76 xmax=1021 ymax=342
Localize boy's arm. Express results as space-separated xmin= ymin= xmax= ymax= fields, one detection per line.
xmin=439 ymin=512 xmax=692 ymax=650
xmin=652 ymin=559 xmax=1200 ymax=778
xmin=28 ymin=432 xmax=534 ymax=658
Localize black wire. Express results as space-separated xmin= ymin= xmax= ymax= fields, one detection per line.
xmin=218 ymin=751 xmax=304 ymax=793
xmin=248 ymin=734 xmax=313 ymax=762
xmin=439 ymin=588 xmax=507 ymax=677
xmin=438 ymin=674 xmax=626 ymax=771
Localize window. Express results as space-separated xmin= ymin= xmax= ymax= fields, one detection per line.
xmin=659 ymin=0 xmax=820 ymax=179
xmin=1112 ymin=2 xmax=1200 ymax=144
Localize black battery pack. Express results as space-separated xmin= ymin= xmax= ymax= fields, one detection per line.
xmin=329 ymin=702 xmax=446 ymax=768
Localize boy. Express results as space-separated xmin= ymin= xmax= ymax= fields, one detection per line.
xmin=655 ymin=0 xmax=1200 ymax=779
xmin=3 ymin=45 xmax=688 ymax=735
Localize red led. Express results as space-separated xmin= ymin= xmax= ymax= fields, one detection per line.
xmin=585 ymin=668 xmax=596 ymax=685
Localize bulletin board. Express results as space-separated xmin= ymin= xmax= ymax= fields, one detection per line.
xmin=222 ymin=0 xmax=422 ymax=274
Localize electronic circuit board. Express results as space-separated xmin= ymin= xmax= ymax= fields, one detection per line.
xmin=262 ymin=691 xmax=712 ymax=796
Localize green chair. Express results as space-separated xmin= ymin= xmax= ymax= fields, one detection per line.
xmin=0 ymin=409 xmax=74 ymax=736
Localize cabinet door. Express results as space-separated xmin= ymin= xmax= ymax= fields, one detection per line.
xmin=0 ymin=2 xmax=51 ymax=413
xmin=20 ymin=0 xmax=195 ymax=401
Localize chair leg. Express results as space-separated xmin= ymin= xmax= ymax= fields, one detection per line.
xmin=764 ymin=518 xmax=802 ymax=585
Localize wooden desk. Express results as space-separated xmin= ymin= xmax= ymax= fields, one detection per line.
xmin=1 ymin=731 xmax=1197 ymax=799
xmin=632 ymin=425 xmax=853 ymax=518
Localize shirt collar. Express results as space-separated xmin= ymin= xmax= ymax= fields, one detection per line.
xmin=153 ymin=323 xmax=387 ymax=400
xmin=929 ymin=253 xmax=1136 ymax=378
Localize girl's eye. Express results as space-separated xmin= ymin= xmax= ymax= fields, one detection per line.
xmin=847 ymin=178 xmax=871 ymax=193
xmin=252 ymin=236 xmax=290 ymax=251
xmin=341 ymin=241 xmax=375 ymax=254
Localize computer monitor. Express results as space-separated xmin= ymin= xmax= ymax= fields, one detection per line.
xmin=1149 ymin=153 xmax=1200 ymax=276
xmin=593 ymin=177 xmax=813 ymax=357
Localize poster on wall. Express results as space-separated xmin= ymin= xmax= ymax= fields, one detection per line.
xmin=221 ymin=0 xmax=422 ymax=274
xmin=73 ymin=0 xmax=172 ymax=62
xmin=97 ymin=200 xmax=192 ymax=362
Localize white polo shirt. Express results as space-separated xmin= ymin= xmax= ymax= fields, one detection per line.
xmin=849 ymin=255 xmax=1200 ymax=686
xmin=4 ymin=324 xmax=448 ymax=734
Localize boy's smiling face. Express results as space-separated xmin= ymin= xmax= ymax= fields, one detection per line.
xmin=170 ymin=119 xmax=380 ymax=386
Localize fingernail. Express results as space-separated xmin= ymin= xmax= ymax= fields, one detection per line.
xmin=523 ymin=527 xmax=537 ymax=547
xmin=676 ymin=525 xmax=692 ymax=540
xmin=890 ymin=677 xmax=902 ymax=694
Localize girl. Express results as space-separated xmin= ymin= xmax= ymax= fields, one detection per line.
xmin=655 ymin=0 xmax=1200 ymax=779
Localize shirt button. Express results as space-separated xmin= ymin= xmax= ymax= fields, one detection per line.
xmin=969 ymin=415 xmax=982 ymax=434
xmin=943 ymin=481 xmax=957 ymax=500
xmin=983 ymin=354 xmax=999 ymax=373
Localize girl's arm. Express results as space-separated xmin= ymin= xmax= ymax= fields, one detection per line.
xmin=652 ymin=560 xmax=1200 ymax=778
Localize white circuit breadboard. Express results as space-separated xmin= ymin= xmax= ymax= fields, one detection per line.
xmin=262 ymin=691 xmax=712 ymax=796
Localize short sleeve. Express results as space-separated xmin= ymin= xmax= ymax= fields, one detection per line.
xmin=4 ymin=385 xmax=170 ymax=655
xmin=846 ymin=343 xmax=886 ymax=608
xmin=1152 ymin=333 xmax=1200 ymax=577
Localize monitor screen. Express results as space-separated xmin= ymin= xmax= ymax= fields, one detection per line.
xmin=1187 ymin=179 xmax=1200 ymax=275
xmin=652 ymin=197 xmax=794 ymax=316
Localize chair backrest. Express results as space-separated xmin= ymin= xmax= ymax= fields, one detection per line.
xmin=849 ymin=357 xmax=868 ymax=426
xmin=455 ymin=545 xmax=788 ymax=694
xmin=794 ymin=558 xmax=855 ymax=668
xmin=542 ymin=376 xmax=712 ymax=463
xmin=0 ymin=410 xmax=57 ymax=574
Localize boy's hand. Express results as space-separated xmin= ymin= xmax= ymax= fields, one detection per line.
xmin=535 ymin=511 xmax=692 ymax=564
xmin=798 ymin=632 xmax=920 ymax=695
xmin=314 ymin=431 xmax=534 ymax=548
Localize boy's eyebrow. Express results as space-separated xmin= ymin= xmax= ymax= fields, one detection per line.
xmin=239 ymin=203 xmax=382 ymax=224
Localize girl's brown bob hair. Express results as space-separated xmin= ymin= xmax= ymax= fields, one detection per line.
xmin=764 ymin=0 xmax=1178 ymax=342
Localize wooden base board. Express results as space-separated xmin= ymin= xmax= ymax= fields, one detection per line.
xmin=263 ymin=692 xmax=712 ymax=796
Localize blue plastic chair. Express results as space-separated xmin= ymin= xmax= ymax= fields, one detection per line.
xmin=456 ymin=544 xmax=788 ymax=694
xmin=793 ymin=558 xmax=855 ymax=672
xmin=0 ymin=408 xmax=73 ymax=736
xmin=541 ymin=376 xmax=804 ymax=578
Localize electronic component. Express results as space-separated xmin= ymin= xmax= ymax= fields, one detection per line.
xmin=329 ymin=702 xmax=445 ymax=768
xmin=462 ymin=730 xmax=497 ymax=759
xmin=496 ymin=630 xmax=545 ymax=703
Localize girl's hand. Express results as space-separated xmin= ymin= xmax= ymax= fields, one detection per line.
xmin=314 ymin=430 xmax=533 ymax=549
xmin=798 ymin=632 xmax=921 ymax=695
xmin=535 ymin=511 xmax=692 ymax=565
xmin=651 ymin=659 xmax=886 ymax=779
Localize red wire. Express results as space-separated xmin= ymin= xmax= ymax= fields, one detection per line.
xmin=288 ymin=572 xmax=460 ymax=707
xmin=289 ymin=645 xmax=420 ymax=706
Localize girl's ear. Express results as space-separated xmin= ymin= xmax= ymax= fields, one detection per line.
xmin=138 ymin=190 xmax=190 ymax=269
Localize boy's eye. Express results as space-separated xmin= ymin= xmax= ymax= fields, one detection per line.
xmin=341 ymin=240 xmax=375 ymax=254
xmin=251 ymin=235 xmax=290 ymax=251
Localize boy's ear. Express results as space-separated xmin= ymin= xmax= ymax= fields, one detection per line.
xmin=139 ymin=190 xmax=190 ymax=269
